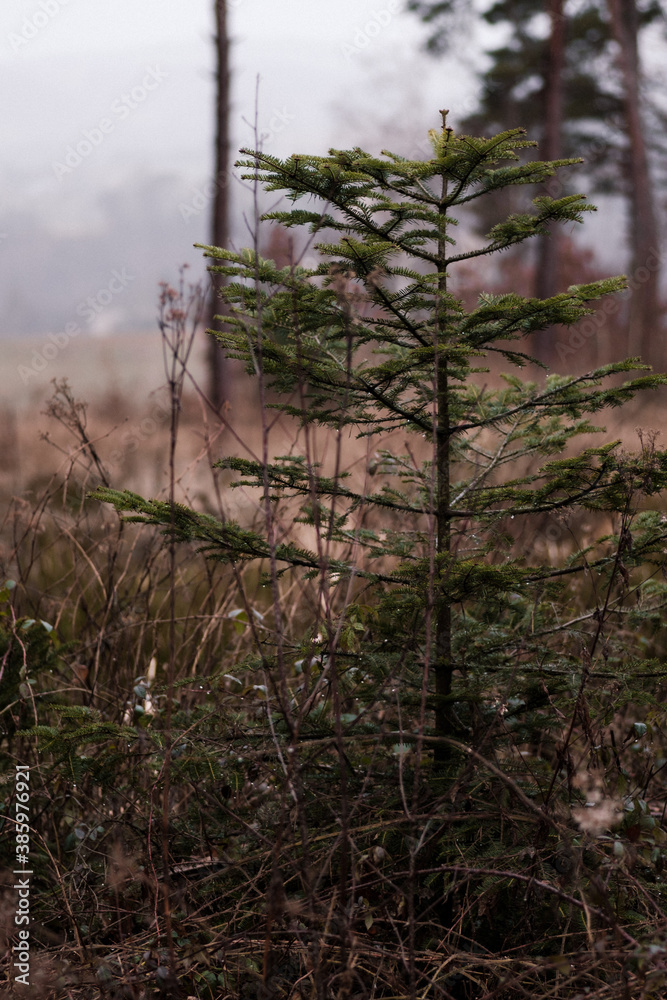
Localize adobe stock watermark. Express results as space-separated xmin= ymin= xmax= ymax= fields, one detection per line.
xmin=17 ymin=267 xmax=134 ymax=384
xmin=540 ymin=134 xmax=616 ymax=205
xmin=257 ymin=106 xmax=296 ymax=145
xmin=403 ymin=95 xmax=480 ymax=162
xmin=556 ymin=247 xmax=665 ymax=364
xmin=7 ymin=0 xmax=72 ymax=54
xmin=108 ymin=399 xmax=171 ymax=469
xmin=13 ymin=765 xmax=31 ymax=987
xmin=52 ymin=66 xmax=168 ymax=180
xmin=179 ymin=169 xmax=232 ymax=224
xmin=179 ymin=107 xmax=295 ymax=223
xmin=342 ymin=1 xmax=401 ymax=61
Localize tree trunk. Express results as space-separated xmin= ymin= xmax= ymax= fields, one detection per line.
xmin=607 ymin=0 xmax=661 ymax=365
xmin=534 ymin=0 xmax=565 ymax=366
xmin=435 ymin=112 xmax=453 ymax=763
xmin=207 ymin=0 xmax=231 ymax=409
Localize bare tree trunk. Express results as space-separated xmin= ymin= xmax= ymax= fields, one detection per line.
xmin=435 ymin=112 xmax=453 ymax=764
xmin=535 ymin=0 xmax=565 ymax=366
xmin=607 ymin=0 xmax=661 ymax=365
xmin=207 ymin=0 xmax=231 ymax=409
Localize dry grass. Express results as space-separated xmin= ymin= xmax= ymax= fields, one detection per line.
xmin=2 ymin=315 xmax=667 ymax=999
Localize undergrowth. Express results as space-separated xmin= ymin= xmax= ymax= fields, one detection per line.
xmin=2 ymin=118 xmax=667 ymax=1000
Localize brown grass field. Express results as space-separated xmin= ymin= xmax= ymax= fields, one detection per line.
xmin=2 ymin=325 xmax=665 ymax=506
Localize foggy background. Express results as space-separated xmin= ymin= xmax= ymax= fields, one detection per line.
xmin=1 ymin=0 xmax=481 ymax=341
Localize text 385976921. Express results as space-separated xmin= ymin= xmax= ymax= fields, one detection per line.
xmin=13 ymin=765 xmax=32 ymax=987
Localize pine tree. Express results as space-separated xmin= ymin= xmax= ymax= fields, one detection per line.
xmin=607 ymin=0 xmax=662 ymax=359
xmin=408 ymin=1 xmax=664 ymax=188
xmin=408 ymin=0 xmax=666 ymax=365
xmin=92 ymin=116 xmax=667 ymax=991
xmin=94 ymin=112 xmax=667 ymax=756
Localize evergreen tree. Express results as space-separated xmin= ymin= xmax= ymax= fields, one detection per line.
xmin=408 ymin=0 xmax=666 ymax=364
xmin=607 ymin=0 xmax=662 ymax=359
xmin=92 ymin=117 xmax=667 ymax=994
xmin=407 ymin=0 xmax=663 ymax=185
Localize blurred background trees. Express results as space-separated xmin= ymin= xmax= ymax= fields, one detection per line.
xmin=207 ymin=0 xmax=231 ymax=409
xmin=407 ymin=0 xmax=666 ymax=367
xmin=4 ymin=1 xmax=667 ymax=383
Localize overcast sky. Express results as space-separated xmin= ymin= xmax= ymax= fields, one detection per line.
xmin=0 ymin=1 xmax=625 ymax=344
xmin=0 ymin=1 xmax=488 ymax=339
xmin=1 ymin=1 xmax=476 ymax=223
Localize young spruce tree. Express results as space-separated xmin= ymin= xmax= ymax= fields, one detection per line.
xmin=94 ymin=114 xmax=667 ymax=994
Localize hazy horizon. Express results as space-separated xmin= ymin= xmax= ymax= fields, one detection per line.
xmin=1 ymin=1 xmax=482 ymax=342
xmin=1 ymin=0 xmax=632 ymax=354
